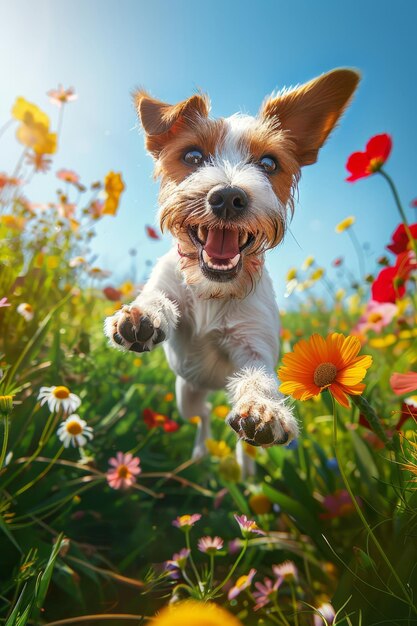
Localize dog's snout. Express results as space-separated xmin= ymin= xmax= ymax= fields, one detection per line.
xmin=207 ymin=186 xmax=248 ymax=220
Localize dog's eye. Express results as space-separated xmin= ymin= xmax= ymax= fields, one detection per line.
xmin=183 ymin=149 xmax=204 ymax=166
xmin=259 ymin=156 xmax=278 ymax=174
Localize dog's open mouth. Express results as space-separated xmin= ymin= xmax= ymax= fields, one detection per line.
xmin=188 ymin=226 xmax=254 ymax=282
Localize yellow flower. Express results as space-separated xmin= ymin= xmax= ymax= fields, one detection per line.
xmin=120 ymin=281 xmax=136 ymax=297
xmin=399 ymin=329 xmax=417 ymax=339
xmin=249 ymin=494 xmax=272 ymax=514
xmin=16 ymin=120 xmax=57 ymax=155
xmin=103 ymin=171 xmax=125 ymax=215
xmin=335 ymin=216 xmax=356 ymax=233
xmin=335 ymin=288 xmax=345 ymax=302
xmin=278 ymin=333 xmax=372 ymax=408
xmin=310 ymin=267 xmax=325 ymax=281
xmin=164 ymin=392 xmax=174 ymax=402
xmin=12 ymin=97 xmax=49 ymax=126
xmin=206 ymin=439 xmax=231 ymax=458
xmin=213 ymin=404 xmax=229 ymax=419
xmin=302 ymin=255 xmax=315 ymax=270
xmin=286 ymin=267 xmax=297 ymax=281
xmin=368 ymin=334 xmax=397 ymax=348
xmin=189 ymin=415 xmax=201 ymax=425
xmin=150 ymin=601 xmax=243 ymax=626
xmin=133 ymin=358 xmax=143 ymax=367
xmin=1 ymin=215 xmax=26 ymax=231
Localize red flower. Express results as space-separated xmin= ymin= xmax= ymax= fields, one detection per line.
xmin=332 ymin=257 xmax=343 ymax=267
xmin=411 ymin=199 xmax=417 ymax=208
xmin=345 ymin=133 xmax=392 ymax=182
xmin=387 ymin=223 xmax=417 ymax=254
xmin=145 ymin=225 xmax=161 ymax=240
xmin=103 ymin=286 xmax=122 ymax=301
xmin=143 ymin=408 xmax=179 ymax=432
xmin=390 ymin=372 xmax=417 ymax=395
xmin=371 ymin=251 xmax=416 ymax=303
xmin=397 ymin=399 xmax=417 ymax=431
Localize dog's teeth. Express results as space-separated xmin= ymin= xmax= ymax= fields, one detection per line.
xmin=230 ymin=254 xmax=240 ymax=268
xmin=239 ymin=232 xmax=248 ymax=246
xmin=202 ymin=250 xmax=210 ymax=263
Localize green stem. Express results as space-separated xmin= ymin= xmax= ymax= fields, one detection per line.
xmin=290 ymin=582 xmax=299 ymax=626
xmin=272 ymin=594 xmax=291 ymax=626
xmin=208 ymin=553 xmax=214 ymax=592
xmin=0 ymin=411 xmax=58 ymax=492
xmin=331 ymin=395 xmax=417 ymax=614
xmin=348 ymin=227 xmax=366 ymax=279
xmin=185 ymin=529 xmax=201 ymax=589
xmin=378 ymin=169 xmax=417 ymax=255
xmin=0 ymin=414 xmax=10 ymax=470
xmin=351 ymin=394 xmax=393 ymax=449
xmin=212 ymin=538 xmax=248 ymax=596
xmin=13 ymin=446 xmax=64 ymax=498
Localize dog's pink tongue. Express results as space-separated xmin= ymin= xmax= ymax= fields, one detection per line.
xmin=204 ymin=228 xmax=240 ymax=260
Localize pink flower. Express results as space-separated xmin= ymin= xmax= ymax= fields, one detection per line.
xmin=165 ymin=548 xmax=190 ymax=577
xmin=0 ymin=297 xmax=11 ymax=308
xmin=234 ymin=514 xmax=265 ymax=538
xmin=320 ymin=490 xmax=361 ymax=520
xmin=253 ymin=576 xmax=283 ymax=611
xmin=197 ymin=536 xmax=224 ymax=554
xmin=354 ymin=300 xmax=397 ymax=335
xmin=57 ymin=169 xmax=80 ymax=184
xmin=272 ymin=560 xmax=298 ymax=581
xmin=106 ymin=452 xmax=141 ymax=490
xmin=172 ymin=513 xmax=201 ymax=530
xmin=390 ymin=372 xmax=417 ymax=395
xmin=313 ymin=602 xmax=336 ymax=626
xmin=228 ymin=568 xmax=256 ymax=600
xmin=47 ymin=85 xmax=78 ymax=107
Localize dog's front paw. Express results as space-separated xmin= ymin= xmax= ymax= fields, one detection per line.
xmin=104 ymin=304 xmax=166 ymax=353
xmin=226 ymin=395 xmax=298 ymax=447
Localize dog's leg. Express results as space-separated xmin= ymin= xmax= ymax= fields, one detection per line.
xmin=175 ymin=376 xmax=211 ymax=460
xmin=104 ymin=290 xmax=179 ymax=353
xmin=226 ymin=351 xmax=299 ymax=449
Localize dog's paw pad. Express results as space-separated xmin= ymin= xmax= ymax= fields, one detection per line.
xmin=226 ymin=401 xmax=293 ymax=448
xmin=106 ymin=305 xmax=167 ymax=353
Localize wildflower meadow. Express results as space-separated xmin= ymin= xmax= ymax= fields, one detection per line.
xmin=1 ymin=86 xmax=417 ymax=626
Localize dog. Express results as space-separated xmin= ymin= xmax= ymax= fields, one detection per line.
xmin=104 ymin=68 xmax=360 ymax=470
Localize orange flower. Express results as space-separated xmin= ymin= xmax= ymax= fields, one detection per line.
xmin=278 ymin=333 xmax=372 ymax=408
xmin=103 ymin=171 xmax=125 ymax=215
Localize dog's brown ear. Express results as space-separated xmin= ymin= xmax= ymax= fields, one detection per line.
xmin=134 ymin=90 xmax=210 ymax=157
xmin=260 ymin=68 xmax=360 ymax=166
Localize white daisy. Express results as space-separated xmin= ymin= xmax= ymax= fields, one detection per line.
xmin=57 ymin=414 xmax=93 ymax=448
xmin=17 ymin=303 xmax=34 ymax=321
xmin=38 ymin=385 xmax=81 ymax=414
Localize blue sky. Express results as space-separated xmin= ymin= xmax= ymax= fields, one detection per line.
xmin=1 ymin=0 xmax=417 ymax=305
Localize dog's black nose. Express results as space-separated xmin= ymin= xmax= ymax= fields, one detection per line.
xmin=208 ymin=186 xmax=248 ymax=220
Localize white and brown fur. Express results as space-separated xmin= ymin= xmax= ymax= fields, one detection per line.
xmin=104 ymin=68 xmax=360 ymax=471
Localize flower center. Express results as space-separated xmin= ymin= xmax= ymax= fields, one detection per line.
xmin=117 ymin=464 xmax=130 ymax=479
xmin=179 ymin=515 xmax=191 ymax=525
xmin=367 ymin=157 xmax=384 ymax=173
xmin=368 ymin=312 xmax=383 ymax=323
xmin=53 ymin=386 xmax=70 ymax=399
xmin=66 ymin=420 xmax=83 ymax=435
xmin=236 ymin=575 xmax=249 ymax=588
xmin=155 ymin=414 xmax=166 ymax=423
xmin=313 ymin=362 xmax=338 ymax=388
